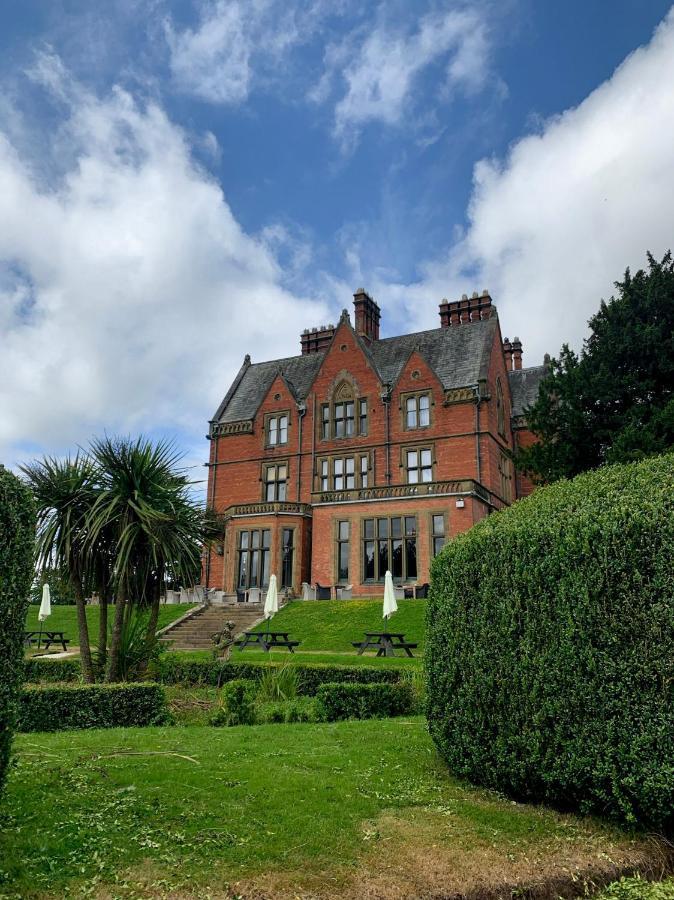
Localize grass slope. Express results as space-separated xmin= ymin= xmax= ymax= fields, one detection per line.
xmin=1 ymin=720 xmax=660 ymax=899
xmin=250 ymin=598 xmax=427 ymax=652
xmin=25 ymin=604 xmax=196 ymax=642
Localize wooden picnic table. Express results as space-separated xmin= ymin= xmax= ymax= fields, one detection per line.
xmin=24 ymin=630 xmax=70 ymax=652
xmin=234 ymin=630 xmax=300 ymax=653
xmin=352 ymin=631 xmax=417 ymax=658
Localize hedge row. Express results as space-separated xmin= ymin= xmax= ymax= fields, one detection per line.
xmin=24 ymin=657 xmax=82 ymax=683
xmin=427 ymin=453 xmax=674 ymax=830
xmin=315 ymin=682 xmax=416 ymax=721
xmin=0 ymin=468 xmax=36 ymax=794
xmin=18 ymin=683 xmax=170 ymax=732
xmin=154 ymin=657 xmax=403 ymax=694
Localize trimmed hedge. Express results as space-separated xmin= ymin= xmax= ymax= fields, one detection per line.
xmin=427 ymin=454 xmax=674 ymax=830
xmin=0 ymin=467 xmax=36 ymax=794
xmin=18 ymin=683 xmax=170 ymax=732
xmin=155 ymin=657 xmax=402 ymax=694
xmin=316 ymin=681 xmax=415 ymax=721
xmin=24 ymin=657 xmax=81 ymax=683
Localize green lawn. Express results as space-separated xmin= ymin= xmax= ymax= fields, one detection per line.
xmin=249 ymin=598 xmax=427 ymax=652
xmin=1 ymin=719 xmax=654 ymax=899
xmin=25 ymin=604 xmax=196 ymax=643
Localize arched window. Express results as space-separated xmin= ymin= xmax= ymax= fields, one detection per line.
xmin=496 ymin=377 xmax=505 ymax=437
xmin=321 ymin=379 xmax=368 ymax=439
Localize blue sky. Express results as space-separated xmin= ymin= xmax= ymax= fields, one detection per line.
xmin=1 ymin=1 xmax=673 ymax=476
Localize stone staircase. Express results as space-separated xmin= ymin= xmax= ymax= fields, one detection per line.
xmin=159 ymin=604 xmax=264 ymax=650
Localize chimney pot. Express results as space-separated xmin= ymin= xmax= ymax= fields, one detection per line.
xmin=353 ymin=287 xmax=381 ymax=342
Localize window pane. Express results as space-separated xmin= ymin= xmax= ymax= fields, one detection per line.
xmin=240 ymin=532 xmax=249 ymax=549
xmin=421 ymin=467 xmax=432 ymax=483
xmin=405 ymin=517 xmax=417 ymax=535
xmin=269 ymin=419 xmax=277 ymax=444
xmin=250 ymin=549 xmax=259 ymax=584
xmin=283 ymin=528 xmax=293 ymax=548
xmin=419 ymin=408 xmax=430 ymax=427
xmin=359 ymin=399 xmax=367 ymax=434
xmin=267 ymin=465 xmax=276 ymax=481
xmin=262 ymin=529 xmax=271 ymax=549
xmin=252 ymin=530 xmax=260 ymax=548
xmin=346 ymin=472 xmax=355 ymax=489
xmin=406 ymin=396 xmax=417 ymax=428
xmin=345 ymin=457 xmax=355 ymax=474
xmin=335 ymin=419 xmax=345 ymax=437
xmin=391 ymin=517 xmax=402 ymax=538
xmin=377 ymin=518 xmax=389 ymax=538
xmin=408 ymin=469 xmax=419 ymax=484
xmin=407 ymin=450 xmax=418 ymax=468
xmin=321 ymin=460 xmax=328 ymax=475
xmin=419 ymin=395 xmax=430 ymax=410
xmin=278 ymin=482 xmax=287 ymax=500
xmin=432 ymin=514 xmax=444 ymax=536
xmin=364 ymin=519 xmax=375 ymax=539
xmin=335 ymin=403 xmax=343 ymax=418
xmin=335 ymin=475 xmax=344 ymax=490
xmin=334 ymin=458 xmax=343 ymax=474
xmin=261 ymin=550 xmax=270 ymax=587
xmin=338 ymin=543 xmax=349 ymax=581
xmin=361 ymin=456 xmax=368 ymax=472
xmin=266 ymin=483 xmax=275 ymax=501
xmin=339 ymin=521 xmax=349 ymax=540
xmin=406 ymin=538 xmax=417 ymax=578
xmin=238 ymin=550 xmax=248 ymax=588
xmin=378 ymin=540 xmax=389 ymax=577
xmin=392 ymin=540 xmax=403 ymax=578
xmin=361 ymin=472 xmax=368 ymax=488
xmin=421 ymin=450 xmax=432 ymax=467
xmin=364 ymin=541 xmax=375 ymax=580
xmin=278 ymin=465 xmax=287 ymax=479
xmin=279 ymin=416 xmax=288 ymax=442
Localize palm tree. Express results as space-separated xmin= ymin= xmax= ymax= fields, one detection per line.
xmin=87 ymin=437 xmax=203 ymax=682
xmin=21 ymin=456 xmax=98 ymax=683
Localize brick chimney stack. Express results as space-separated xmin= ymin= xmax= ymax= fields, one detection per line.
xmin=503 ymin=338 xmax=513 ymax=370
xmin=353 ymin=288 xmax=381 ymax=342
xmin=440 ymin=289 xmax=493 ymax=327
xmin=511 ymin=337 xmax=523 ymax=370
xmin=301 ymin=324 xmax=336 ymax=355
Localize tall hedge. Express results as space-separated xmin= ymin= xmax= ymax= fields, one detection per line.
xmin=0 ymin=466 xmax=36 ymax=794
xmin=427 ymin=453 xmax=674 ymax=830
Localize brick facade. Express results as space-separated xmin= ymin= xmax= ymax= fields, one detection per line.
xmin=204 ymin=291 xmax=544 ymax=597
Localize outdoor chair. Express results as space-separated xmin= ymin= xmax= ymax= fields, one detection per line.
xmin=248 ymin=587 xmax=262 ymax=603
xmin=236 ymin=589 xmax=247 ymax=603
xmin=315 ymin=582 xmax=332 ymax=600
xmin=301 ymin=582 xmax=316 ymax=600
xmin=337 ymin=584 xmax=353 ymax=600
xmin=415 ymin=582 xmax=430 ymax=599
xmin=394 ymin=585 xmax=405 ymax=601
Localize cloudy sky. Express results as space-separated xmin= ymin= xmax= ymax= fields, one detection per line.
xmin=1 ymin=0 xmax=673 ymax=478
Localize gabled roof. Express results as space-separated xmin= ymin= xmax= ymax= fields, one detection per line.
xmin=213 ymin=316 xmax=498 ymax=424
xmin=508 ymin=365 xmax=546 ymax=418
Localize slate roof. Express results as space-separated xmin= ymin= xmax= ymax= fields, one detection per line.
xmin=213 ymin=316 xmax=498 ymax=424
xmin=508 ymin=365 xmax=547 ymax=418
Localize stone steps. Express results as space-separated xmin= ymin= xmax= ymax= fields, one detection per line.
xmin=160 ymin=604 xmax=264 ymax=650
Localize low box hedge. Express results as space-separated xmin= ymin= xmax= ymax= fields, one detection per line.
xmin=24 ymin=657 xmax=81 ymax=683
xmin=315 ymin=681 xmax=416 ymax=721
xmin=427 ymin=453 xmax=674 ymax=830
xmin=155 ymin=657 xmax=402 ymax=694
xmin=18 ymin=683 xmax=170 ymax=732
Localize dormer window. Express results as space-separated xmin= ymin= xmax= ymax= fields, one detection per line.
xmin=266 ymin=413 xmax=289 ymax=447
xmin=403 ymin=392 xmax=431 ymax=429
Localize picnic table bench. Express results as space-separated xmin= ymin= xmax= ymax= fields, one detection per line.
xmin=235 ymin=630 xmax=300 ymax=653
xmin=352 ymin=631 xmax=417 ymax=658
xmin=24 ymin=630 xmax=70 ymax=652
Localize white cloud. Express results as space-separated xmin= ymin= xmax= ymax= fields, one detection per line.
xmin=355 ymin=8 xmax=674 ymax=365
xmin=313 ymin=6 xmax=495 ymax=148
xmin=0 ymin=53 xmax=329 ymax=466
xmin=164 ymin=0 xmax=335 ymax=105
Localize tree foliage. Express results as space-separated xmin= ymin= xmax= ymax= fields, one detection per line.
xmin=22 ymin=437 xmax=205 ymax=683
xmin=519 ymin=251 xmax=674 ymax=481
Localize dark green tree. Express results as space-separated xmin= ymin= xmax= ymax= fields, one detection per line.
xmin=519 ymin=251 xmax=674 ymax=482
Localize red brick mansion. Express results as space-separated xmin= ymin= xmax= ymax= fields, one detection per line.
xmin=203 ymin=290 xmax=544 ymax=598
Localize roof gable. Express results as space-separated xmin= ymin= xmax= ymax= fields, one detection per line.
xmin=213 ymin=316 xmax=499 ymax=424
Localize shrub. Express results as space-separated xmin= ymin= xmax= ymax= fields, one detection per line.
xmin=256 ymin=663 xmax=299 ymax=702
xmin=157 ymin=657 xmax=402 ymax=694
xmin=18 ymin=683 xmax=170 ymax=732
xmin=598 ymin=878 xmax=674 ymax=900
xmin=23 ymin=657 xmax=81 ymax=683
xmin=210 ymin=679 xmax=257 ymax=727
xmin=315 ymin=681 xmax=415 ymax=722
xmin=0 ymin=467 xmax=36 ymax=793
xmin=427 ymin=453 xmax=674 ymax=830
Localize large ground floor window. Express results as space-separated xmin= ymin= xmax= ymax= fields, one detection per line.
xmin=237 ymin=528 xmax=271 ymax=590
xmin=281 ymin=527 xmax=294 ymax=588
xmin=362 ymin=516 xmax=417 ymax=582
